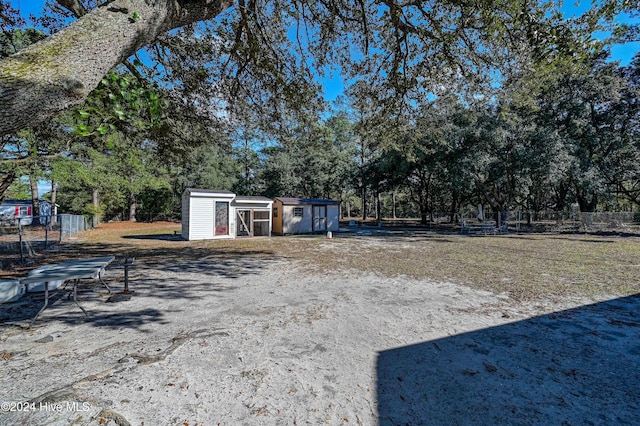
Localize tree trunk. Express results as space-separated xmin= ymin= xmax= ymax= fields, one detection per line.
xmin=419 ymin=194 xmax=429 ymax=225
xmin=449 ymin=193 xmax=459 ymax=224
xmin=244 ymin=139 xmax=251 ymax=193
xmin=92 ymin=188 xmax=100 ymax=226
xmin=129 ymin=193 xmax=137 ymax=222
xmin=50 ymin=179 xmax=57 ymax=224
xmin=29 ymin=174 xmax=40 ymax=223
xmin=0 ymin=0 xmax=233 ymax=136
xmin=0 ymin=169 xmax=17 ymax=203
xmin=577 ymin=191 xmax=598 ymax=212
xmin=361 ymin=185 xmax=367 ymax=221
xmin=420 ymin=211 xmax=428 ymax=225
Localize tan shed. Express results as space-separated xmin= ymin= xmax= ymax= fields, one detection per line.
xmin=272 ymin=197 xmax=340 ymax=235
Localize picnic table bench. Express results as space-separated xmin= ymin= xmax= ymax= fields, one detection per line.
xmin=461 ymin=221 xmax=497 ymax=235
xmin=19 ymin=256 xmax=115 ymax=327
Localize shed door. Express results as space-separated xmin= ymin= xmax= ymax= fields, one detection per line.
xmin=215 ymin=201 xmax=229 ymax=235
xmin=253 ymin=210 xmax=270 ymax=236
xmin=237 ymin=210 xmax=251 ymax=237
xmin=313 ymin=205 xmax=327 ymax=232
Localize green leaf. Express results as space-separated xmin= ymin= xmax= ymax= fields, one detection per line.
xmin=73 ymin=125 xmax=93 ymax=137
xmin=114 ymin=108 xmax=126 ymax=120
xmin=132 ymin=11 xmax=141 ymax=21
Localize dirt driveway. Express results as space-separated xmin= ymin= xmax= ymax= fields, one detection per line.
xmin=1 ymin=222 xmax=639 ymax=425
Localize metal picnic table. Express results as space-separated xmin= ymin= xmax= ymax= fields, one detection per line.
xmin=461 ymin=221 xmax=497 ymax=235
xmin=20 ymin=256 xmax=115 ymax=327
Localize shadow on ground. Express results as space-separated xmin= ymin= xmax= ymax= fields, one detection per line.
xmin=0 ymin=243 xmax=280 ymax=329
xmin=377 ymin=294 xmax=640 ymax=425
xmin=122 ymin=234 xmax=184 ymax=241
xmin=340 ymin=226 xmax=457 ymax=243
xmin=2 ymin=240 xmax=282 ymax=278
xmin=0 ymin=280 xmax=180 ymax=329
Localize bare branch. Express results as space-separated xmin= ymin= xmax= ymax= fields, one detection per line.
xmin=56 ymin=0 xmax=87 ymax=18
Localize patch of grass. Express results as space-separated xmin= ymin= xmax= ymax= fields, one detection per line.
xmin=272 ymin=232 xmax=640 ymax=301
xmin=222 ymin=230 xmax=635 ymax=301
xmin=8 ymin=222 xmax=640 ymax=302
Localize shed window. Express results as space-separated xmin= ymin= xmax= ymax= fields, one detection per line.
xmin=293 ymin=207 xmax=304 ymax=217
xmin=273 ymin=207 xmax=278 ymax=218
xmin=254 ymin=210 xmax=269 ymax=220
xmin=215 ymin=201 xmax=229 ymax=235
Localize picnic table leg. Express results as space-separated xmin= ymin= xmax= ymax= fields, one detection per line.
xmin=29 ymin=282 xmax=50 ymax=328
xmin=99 ymin=270 xmax=112 ymax=293
xmin=72 ymin=279 xmax=89 ymax=320
xmin=123 ymin=263 xmax=131 ymax=293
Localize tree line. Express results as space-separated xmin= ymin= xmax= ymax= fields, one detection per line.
xmin=0 ymin=1 xmax=638 ymax=223
xmin=5 ymin=49 xmax=640 ymax=224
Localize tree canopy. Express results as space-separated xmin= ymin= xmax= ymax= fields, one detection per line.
xmin=1 ymin=0 xmax=630 ymax=135
xmin=1 ymin=0 xmax=639 ymax=220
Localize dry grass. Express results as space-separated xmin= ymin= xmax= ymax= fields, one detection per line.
xmin=297 ymin=230 xmax=640 ymax=301
xmin=6 ymin=221 xmax=640 ymax=302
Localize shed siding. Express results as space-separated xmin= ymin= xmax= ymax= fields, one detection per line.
xmin=181 ymin=194 xmax=190 ymax=239
xmin=272 ymin=200 xmax=284 ymax=235
xmin=228 ymin=205 xmax=236 ymax=237
xmin=283 ymin=205 xmax=313 ymax=234
xmin=327 ymin=205 xmax=340 ymax=232
xmin=189 ymin=197 xmax=215 ymax=240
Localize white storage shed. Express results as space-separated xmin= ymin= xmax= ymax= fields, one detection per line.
xmin=181 ymin=189 xmax=273 ymax=240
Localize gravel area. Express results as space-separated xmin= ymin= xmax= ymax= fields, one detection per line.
xmin=1 ymin=223 xmax=639 ymax=425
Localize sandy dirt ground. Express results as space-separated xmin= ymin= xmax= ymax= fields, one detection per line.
xmin=1 ymin=231 xmax=640 ymax=425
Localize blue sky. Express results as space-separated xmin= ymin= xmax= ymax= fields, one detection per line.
xmin=8 ymin=0 xmax=640 ymax=102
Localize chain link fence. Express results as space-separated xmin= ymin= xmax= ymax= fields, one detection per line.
xmin=0 ymin=214 xmax=95 ymax=269
xmin=375 ymin=211 xmax=640 ymax=234
xmin=58 ymin=214 xmax=94 ymax=239
xmin=506 ymin=211 xmax=640 ymax=233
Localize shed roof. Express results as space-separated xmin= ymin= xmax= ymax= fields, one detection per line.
xmin=1 ymin=199 xmax=54 ymax=206
xmin=1 ymin=199 xmax=34 ymax=206
xmin=275 ymin=197 xmax=339 ymax=205
xmin=234 ymin=196 xmax=273 ymax=203
xmin=184 ymin=188 xmax=235 ymax=196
